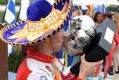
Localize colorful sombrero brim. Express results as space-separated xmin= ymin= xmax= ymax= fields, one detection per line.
xmin=0 ymin=0 xmax=72 ymax=45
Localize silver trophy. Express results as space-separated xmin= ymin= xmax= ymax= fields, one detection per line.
xmin=64 ymin=15 xmax=96 ymax=55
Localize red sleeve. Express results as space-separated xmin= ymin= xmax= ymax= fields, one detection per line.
xmin=16 ymin=59 xmax=32 ymax=80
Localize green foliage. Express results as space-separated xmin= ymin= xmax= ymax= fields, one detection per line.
xmin=107 ymin=6 xmax=118 ymax=12
xmin=8 ymin=46 xmax=26 ymax=72
xmin=0 ymin=0 xmax=7 ymax=5
xmin=0 ymin=11 xmax=4 ymax=23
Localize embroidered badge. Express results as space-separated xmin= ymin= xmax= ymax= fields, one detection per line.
xmin=46 ymin=66 xmax=52 ymax=72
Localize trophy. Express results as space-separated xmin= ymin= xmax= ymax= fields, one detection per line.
xmin=64 ymin=15 xmax=116 ymax=62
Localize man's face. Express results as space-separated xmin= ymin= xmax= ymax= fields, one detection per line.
xmin=50 ymin=29 xmax=82 ymax=55
xmin=72 ymin=10 xmax=79 ymax=17
xmin=111 ymin=15 xmax=116 ymax=23
xmin=85 ymin=11 xmax=90 ymax=16
xmin=50 ymin=29 xmax=65 ymax=52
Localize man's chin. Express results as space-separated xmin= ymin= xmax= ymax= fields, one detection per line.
xmin=67 ymin=52 xmax=83 ymax=56
xmin=55 ymin=48 xmax=63 ymax=53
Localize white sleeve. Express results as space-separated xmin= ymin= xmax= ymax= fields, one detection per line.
xmin=27 ymin=72 xmax=54 ymax=80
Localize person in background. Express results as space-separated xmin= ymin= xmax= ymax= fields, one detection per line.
xmin=102 ymin=12 xmax=116 ymax=78
xmin=101 ymin=12 xmax=119 ymax=79
xmin=111 ymin=13 xmax=116 ymax=23
xmin=104 ymin=12 xmax=113 ymax=20
xmin=113 ymin=12 xmax=119 ymax=74
xmin=93 ymin=12 xmax=104 ymax=28
xmin=82 ymin=10 xmax=90 ymax=16
xmin=117 ymin=6 xmax=119 ymax=13
xmin=72 ymin=6 xmax=82 ymax=18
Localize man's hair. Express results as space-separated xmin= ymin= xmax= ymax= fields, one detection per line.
xmin=104 ymin=12 xmax=113 ymax=19
xmin=72 ymin=6 xmax=79 ymax=12
xmin=83 ymin=10 xmax=89 ymax=15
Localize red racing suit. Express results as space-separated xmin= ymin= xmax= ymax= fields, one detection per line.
xmin=16 ymin=49 xmax=78 ymax=80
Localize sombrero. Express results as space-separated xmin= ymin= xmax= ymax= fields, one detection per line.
xmin=0 ymin=0 xmax=72 ymax=45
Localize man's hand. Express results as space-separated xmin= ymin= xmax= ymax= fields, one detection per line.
xmin=78 ymin=54 xmax=103 ymax=80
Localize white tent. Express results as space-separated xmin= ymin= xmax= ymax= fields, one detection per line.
xmin=45 ymin=0 xmax=119 ymax=6
xmin=47 ymin=0 xmax=55 ymax=5
xmin=73 ymin=0 xmax=119 ymax=5
xmin=73 ymin=0 xmax=95 ymax=5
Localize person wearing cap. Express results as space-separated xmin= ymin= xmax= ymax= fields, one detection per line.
xmin=0 ymin=0 xmax=103 ymax=80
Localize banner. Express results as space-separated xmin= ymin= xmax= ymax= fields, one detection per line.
xmin=5 ymin=0 xmax=16 ymax=24
xmin=19 ymin=0 xmax=29 ymax=20
xmin=4 ymin=0 xmax=16 ymax=55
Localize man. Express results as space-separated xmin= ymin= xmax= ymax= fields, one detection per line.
xmin=72 ymin=6 xmax=82 ymax=17
xmin=83 ymin=10 xmax=90 ymax=16
xmin=0 ymin=0 xmax=103 ymax=80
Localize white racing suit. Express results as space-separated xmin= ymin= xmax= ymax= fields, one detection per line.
xmin=16 ymin=49 xmax=78 ymax=80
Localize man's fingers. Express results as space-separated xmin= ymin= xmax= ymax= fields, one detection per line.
xmin=81 ymin=54 xmax=85 ymax=61
xmin=98 ymin=60 xmax=103 ymax=65
xmin=95 ymin=60 xmax=103 ymax=67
